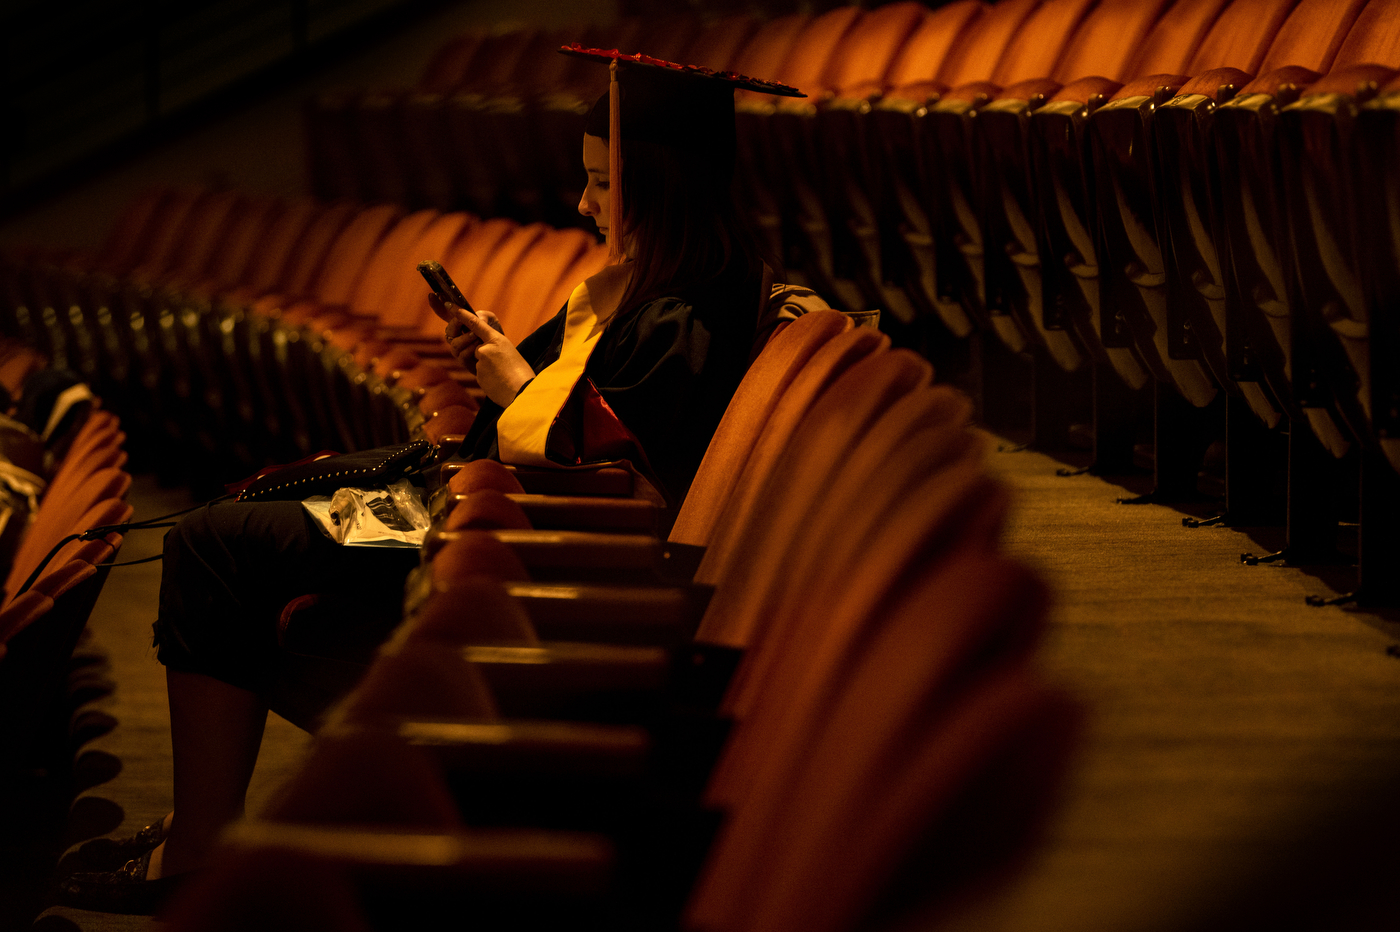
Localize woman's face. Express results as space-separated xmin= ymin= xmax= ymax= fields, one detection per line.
xmin=579 ymin=133 xmax=611 ymax=244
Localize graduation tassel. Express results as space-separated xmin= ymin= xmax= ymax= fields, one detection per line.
xmin=608 ymin=56 xmax=625 ymax=265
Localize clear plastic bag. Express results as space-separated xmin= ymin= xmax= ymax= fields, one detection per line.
xmin=301 ymin=479 xmax=430 ymax=548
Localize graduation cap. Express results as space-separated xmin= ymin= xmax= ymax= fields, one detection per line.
xmin=559 ymin=44 xmax=804 ymax=262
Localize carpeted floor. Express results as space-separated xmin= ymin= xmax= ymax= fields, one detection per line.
xmin=16 ymin=440 xmax=1400 ymax=931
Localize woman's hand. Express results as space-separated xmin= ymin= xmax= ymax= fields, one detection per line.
xmin=439 ymin=300 xmax=535 ymax=406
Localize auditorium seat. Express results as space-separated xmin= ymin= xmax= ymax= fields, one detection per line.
xmin=1098 ymin=0 xmax=1364 ymax=416
xmin=727 ymin=11 xmax=816 ymax=264
xmin=670 ymin=310 xmax=854 ymax=549
xmin=689 ymin=549 xmax=1072 ymax=932
xmin=244 ymin=203 xmax=406 ymax=455
xmin=177 ymin=373 xmax=1034 ymax=932
xmin=924 ymin=0 xmax=1099 ymax=341
xmin=822 ymin=0 xmax=986 ymax=327
xmin=1274 ymin=0 xmax=1400 ymax=452
xmin=767 ymin=1 xmax=929 ymax=312
xmin=0 ymin=493 xmax=128 ymax=781
xmin=977 ymin=0 xmax=1173 ymax=373
xmin=1030 ymin=0 xmax=1235 ymax=404
xmin=4 ymin=467 xmax=131 ymax=604
xmin=1041 ymin=0 xmax=1278 ymax=390
xmin=288 ymin=210 xmax=472 ymax=446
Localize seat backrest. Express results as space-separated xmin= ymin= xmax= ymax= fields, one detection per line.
xmin=417 ymin=31 xmax=487 ymax=93
xmin=6 ymin=486 xmax=131 ymax=603
xmin=373 ymin=212 xmax=475 ymax=330
xmin=493 ymin=228 xmax=594 ymax=339
xmin=731 ymin=13 xmax=812 ymax=103
xmin=345 ymin=209 xmax=440 ymax=316
xmin=692 ymin=326 xmax=891 ymax=612
xmin=883 ymin=1 xmax=987 ymax=91
xmin=1052 ymin=0 xmax=1173 ymax=83
xmin=1333 ymin=0 xmax=1400 ymax=68
xmin=695 ymin=349 xmax=943 ymax=657
xmin=0 ymin=589 xmax=52 ymax=645
xmin=683 ymin=14 xmax=759 ymax=71
xmin=1186 ymin=0 xmax=1302 ymax=73
xmin=1256 ymin=0 xmax=1368 ymax=74
xmin=92 ymin=188 xmax=172 ymax=276
xmin=825 ymin=1 xmax=930 ymax=95
xmin=773 ymin=5 xmax=865 ymax=96
xmin=201 ymin=195 xmax=285 ymax=293
xmin=704 ymin=557 xmax=1068 ymax=932
xmin=31 ymin=558 xmax=96 ymax=601
xmin=271 ymin=201 xmax=360 ymax=298
xmin=514 ymin=240 xmax=609 ymax=338
xmin=992 ymin=0 xmax=1097 ymax=85
xmin=469 ymin=224 xmax=550 ymax=340
xmin=670 ymin=310 xmax=853 ymax=549
xmin=164 ymin=189 xmax=246 ymax=285
xmin=46 ymin=414 xmax=121 ymax=492
xmin=127 ymin=189 xmax=210 ymax=280
xmin=939 ymin=0 xmax=1042 ymax=86
xmin=1125 ymin=0 xmax=1232 ymax=78
xmin=308 ymin=203 xmax=406 ymax=306
xmin=708 ymin=384 xmax=989 ymax=722
xmin=439 ymin=217 xmax=519 ymax=310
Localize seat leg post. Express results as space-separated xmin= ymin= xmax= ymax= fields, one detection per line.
xmin=1031 ymin=351 xmax=1087 ymax=453
xmin=1285 ymin=416 xmax=1343 ymax=564
xmin=1224 ymin=393 xmax=1287 ymax=527
xmin=1152 ymin=381 xmax=1221 ymax=503
xmin=1358 ymin=446 xmax=1400 ymax=607
xmin=1090 ymin=363 xmax=1141 ymax=476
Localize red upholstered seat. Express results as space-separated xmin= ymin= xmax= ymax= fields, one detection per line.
xmin=6 ymin=474 xmax=131 ymax=605
xmin=670 ymin=310 xmax=854 ymax=549
xmin=775 ymin=2 xmax=932 ymax=314
xmin=1200 ymin=0 xmax=1370 ymax=453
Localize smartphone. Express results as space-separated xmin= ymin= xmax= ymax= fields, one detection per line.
xmin=417 ymin=260 xmax=475 ymax=316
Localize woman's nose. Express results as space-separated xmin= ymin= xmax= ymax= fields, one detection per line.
xmin=578 ymin=191 xmax=595 ymax=217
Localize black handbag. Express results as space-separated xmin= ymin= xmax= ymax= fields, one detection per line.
xmin=234 ymin=442 xmax=436 ymax=502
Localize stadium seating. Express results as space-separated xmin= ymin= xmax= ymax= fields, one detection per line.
xmin=7 ymin=2 xmax=1400 ymax=927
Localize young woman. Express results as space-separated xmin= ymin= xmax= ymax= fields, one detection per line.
xmin=59 ymin=50 xmax=799 ymax=914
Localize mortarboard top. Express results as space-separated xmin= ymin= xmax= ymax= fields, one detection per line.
xmin=559 ymin=44 xmax=803 ymax=262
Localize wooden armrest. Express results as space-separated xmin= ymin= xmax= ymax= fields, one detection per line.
xmin=1108 ymin=73 xmax=1187 ymax=103
xmin=332 ymin=718 xmax=650 ymax=778
xmin=505 ymin=582 xmax=713 ymax=646
xmin=505 ymin=465 xmax=635 ymax=497
xmin=458 ymin=642 xmax=670 ymax=721
xmin=1050 ymin=76 xmax=1122 ymax=106
xmin=439 ymin=462 xmax=641 ymax=500
xmin=496 ymin=494 xmax=660 ymax=533
xmin=425 ymin=529 xmax=661 ymax=576
xmin=222 ymin=822 xmax=613 ymax=894
xmin=1177 ymin=67 xmax=1252 ymax=102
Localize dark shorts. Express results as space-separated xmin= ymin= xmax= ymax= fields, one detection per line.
xmin=154 ymin=499 xmax=420 ymax=725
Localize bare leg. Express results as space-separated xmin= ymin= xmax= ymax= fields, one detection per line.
xmin=148 ymin=669 xmax=269 ymax=879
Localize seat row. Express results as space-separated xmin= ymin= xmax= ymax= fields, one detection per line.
xmin=0 ymin=406 xmax=131 ymax=786
xmin=0 ymin=187 xmax=608 ymax=489
xmin=304 ymin=0 xmax=1400 ymax=604
xmin=152 ymin=311 xmax=1079 ymax=932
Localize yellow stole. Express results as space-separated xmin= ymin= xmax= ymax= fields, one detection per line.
xmin=496 ymin=266 xmax=627 ymax=466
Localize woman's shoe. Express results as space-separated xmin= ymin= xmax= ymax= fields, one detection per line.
xmin=73 ymin=819 xmax=168 ymax=871
xmin=58 ymin=850 xmax=186 ymax=915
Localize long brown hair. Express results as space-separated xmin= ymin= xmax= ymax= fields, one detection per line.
xmin=612 ymin=132 xmax=770 ymax=317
